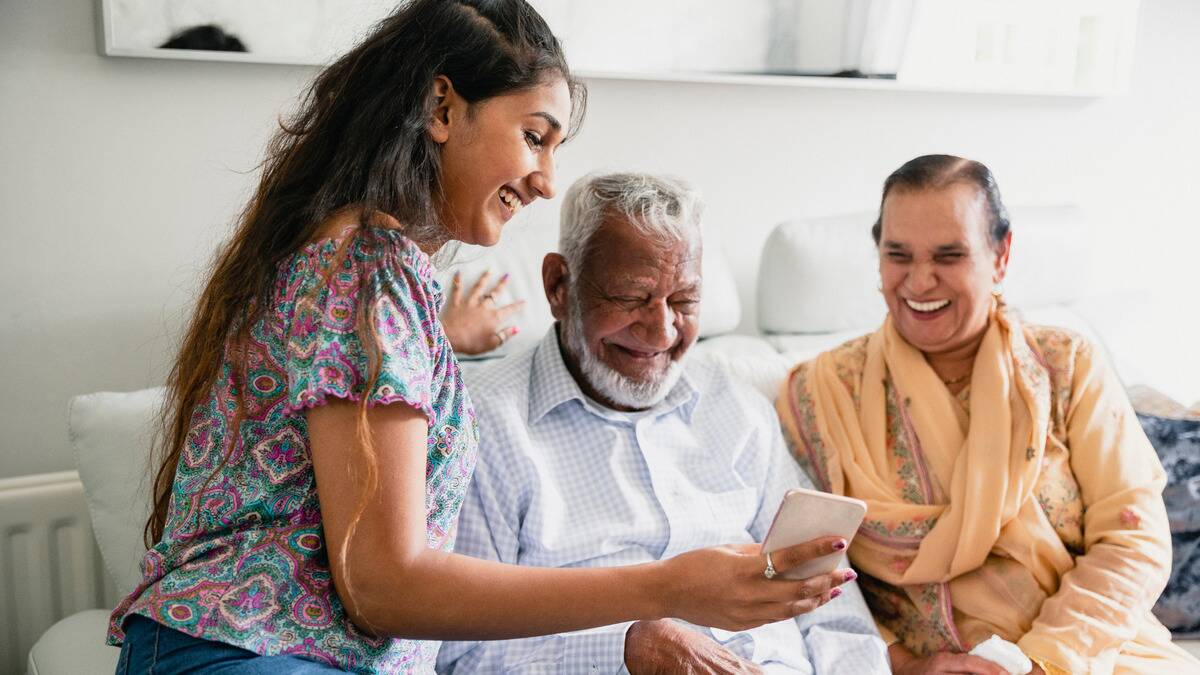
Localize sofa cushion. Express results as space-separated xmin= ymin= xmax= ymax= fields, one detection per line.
xmin=757 ymin=212 xmax=884 ymax=335
xmin=1182 ymin=640 xmax=1200 ymax=661
xmin=27 ymin=609 xmax=118 ymax=675
xmin=1130 ymin=386 xmax=1200 ymax=421
xmin=435 ymin=219 xmax=742 ymax=359
xmin=68 ymin=388 xmax=163 ymax=596
xmin=691 ymin=335 xmax=792 ymax=400
xmin=756 ymin=205 xmax=1090 ymax=334
xmin=764 ymin=328 xmax=874 ymax=367
xmin=1068 ymin=290 xmax=1200 ymax=407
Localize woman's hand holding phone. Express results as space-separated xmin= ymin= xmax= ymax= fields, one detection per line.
xmin=653 ymin=536 xmax=855 ymax=632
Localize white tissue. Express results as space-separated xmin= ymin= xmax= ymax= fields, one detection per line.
xmin=968 ymin=635 xmax=1033 ymax=675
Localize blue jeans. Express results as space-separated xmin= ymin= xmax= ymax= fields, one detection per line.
xmin=116 ymin=614 xmax=345 ymax=674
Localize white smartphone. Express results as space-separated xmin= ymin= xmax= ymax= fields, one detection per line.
xmin=761 ymin=487 xmax=867 ymax=580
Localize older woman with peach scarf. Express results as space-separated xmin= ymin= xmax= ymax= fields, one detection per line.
xmin=777 ymin=155 xmax=1198 ymax=675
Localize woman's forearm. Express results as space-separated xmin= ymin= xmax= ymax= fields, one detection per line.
xmin=309 ymin=401 xmax=838 ymax=642
xmin=310 ymin=401 xmax=669 ymax=638
xmin=345 ymin=548 xmax=667 ymax=640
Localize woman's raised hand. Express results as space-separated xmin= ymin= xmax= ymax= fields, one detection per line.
xmin=441 ymin=270 xmax=525 ymax=355
xmin=654 ymin=537 xmax=855 ymax=632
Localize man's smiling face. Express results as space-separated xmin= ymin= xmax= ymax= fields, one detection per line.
xmin=557 ymin=213 xmax=702 ymax=410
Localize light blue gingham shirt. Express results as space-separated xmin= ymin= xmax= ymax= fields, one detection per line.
xmin=437 ymin=327 xmax=889 ymax=674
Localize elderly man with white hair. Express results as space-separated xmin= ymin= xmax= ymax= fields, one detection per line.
xmin=436 ymin=173 xmax=889 ymax=674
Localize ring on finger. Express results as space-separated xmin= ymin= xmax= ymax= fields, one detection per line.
xmin=763 ymin=551 xmax=777 ymax=580
xmin=481 ymin=293 xmax=495 ymax=303
xmin=495 ymin=328 xmax=509 ymax=344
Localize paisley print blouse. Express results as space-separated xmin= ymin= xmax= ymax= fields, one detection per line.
xmin=108 ymin=227 xmax=478 ymax=673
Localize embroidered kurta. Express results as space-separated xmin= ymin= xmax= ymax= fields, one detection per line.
xmin=777 ymin=304 xmax=1198 ymax=674
xmin=108 ymin=227 xmax=479 ymax=673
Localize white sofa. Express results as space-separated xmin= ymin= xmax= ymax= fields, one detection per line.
xmin=29 ymin=206 xmax=1200 ymax=672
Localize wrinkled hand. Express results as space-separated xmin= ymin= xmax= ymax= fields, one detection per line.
xmin=440 ymin=270 xmax=525 ymax=355
xmin=656 ymin=537 xmax=853 ymax=633
xmin=624 ymin=619 xmax=762 ymax=675
xmin=889 ymin=646 xmax=1011 ymax=675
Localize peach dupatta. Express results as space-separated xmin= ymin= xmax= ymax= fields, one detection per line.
xmin=777 ymin=296 xmax=1200 ymax=667
xmin=778 ymin=303 xmax=1192 ymax=673
xmin=782 ymin=300 xmax=1075 ymax=658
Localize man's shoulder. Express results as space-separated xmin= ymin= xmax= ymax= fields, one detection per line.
xmin=685 ymin=355 xmax=737 ymax=394
xmin=460 ymin=350 xmax=540 ymax=477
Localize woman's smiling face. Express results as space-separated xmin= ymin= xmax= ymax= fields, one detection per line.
xmin=431 ymin=76 xmax=572 ymax=247
xmin=877 ymin=182 xmax=1011 ymax=355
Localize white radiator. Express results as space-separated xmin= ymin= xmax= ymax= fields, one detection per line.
xmin=0 ymin=470 xmax=117 ymax=674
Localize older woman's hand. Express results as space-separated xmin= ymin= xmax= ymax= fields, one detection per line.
xmin=889 ymin=644 xmax=1011 ymax=675
xmin=440 ymin=270 xmax=524 ymax=355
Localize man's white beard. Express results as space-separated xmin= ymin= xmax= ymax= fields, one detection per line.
xmin=564 ymin=300 xmax=684 ymax=410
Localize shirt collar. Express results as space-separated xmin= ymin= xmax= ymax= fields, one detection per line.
xmin=527 ymin=325 xmax=700 ymax=425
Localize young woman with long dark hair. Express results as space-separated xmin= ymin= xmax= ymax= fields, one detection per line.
xmin=107 ymin=1 xmax=849 ymax=672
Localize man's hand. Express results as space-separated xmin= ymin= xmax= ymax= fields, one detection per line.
xmin=624 ymin=619 xmax=763 ymax=675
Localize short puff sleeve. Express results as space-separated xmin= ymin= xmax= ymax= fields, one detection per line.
xmin=282 ymin=229 xmax=444 ymax=421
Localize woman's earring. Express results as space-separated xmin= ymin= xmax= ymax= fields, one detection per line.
xmin=991 ymin=281 xmax=1004 ymax=299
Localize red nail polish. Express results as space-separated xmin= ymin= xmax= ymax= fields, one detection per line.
xmin=510 ymin=326 xmax=520 ymax=335
xmin=830 ymin=588 xmax=843 ymax=599
xmin=844 ymin=570 xmax=857 ymax=582
xmin=833 ymin=539 xmax=847 ymax=551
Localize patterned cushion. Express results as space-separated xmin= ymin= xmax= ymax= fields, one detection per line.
xmin=1141 ymin=412 xmax=1200 ymax=637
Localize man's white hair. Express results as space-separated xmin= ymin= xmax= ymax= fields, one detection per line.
xmin=558 ymin=172 xmax=704 ymax=274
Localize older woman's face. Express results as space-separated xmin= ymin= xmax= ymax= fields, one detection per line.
xmin=877 ymin=183 xmax=1010 ymax=355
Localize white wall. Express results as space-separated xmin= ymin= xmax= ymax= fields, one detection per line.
xmin=2 ymin=0 xmax=1198 ymax=480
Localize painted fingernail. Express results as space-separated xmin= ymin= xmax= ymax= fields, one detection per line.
xmin=844 ymin=570 xmax=857 ymax=582
xmin=500 ymin=273 xmax=510 ymax=282
xmin=830 ymin=588 xmax=843 ymax=599
xmin=833 ymin=539 xmax=847 ymax=551
xmin=509 ymin=326 xmax=520 ymax=335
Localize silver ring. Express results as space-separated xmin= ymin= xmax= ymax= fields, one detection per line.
xmin=763 ymin=551 xmax=777 ymax=580
xmin=494 ymin=329 xmax=509 ymax=344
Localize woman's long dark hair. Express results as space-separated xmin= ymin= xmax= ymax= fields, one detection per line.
xmin=147 ymin=0 xmax=585 ymax=567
